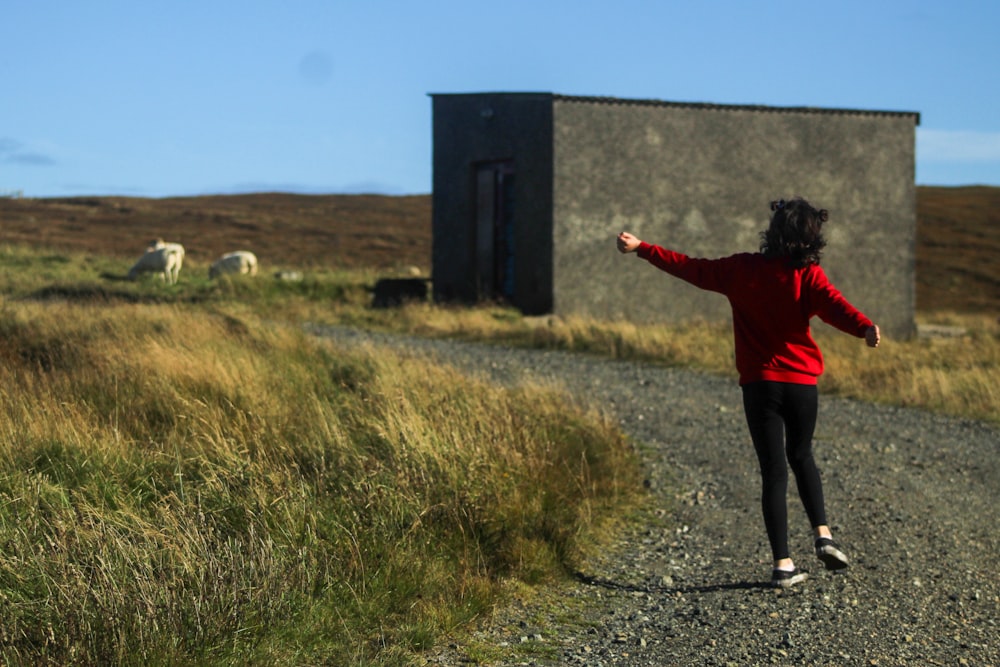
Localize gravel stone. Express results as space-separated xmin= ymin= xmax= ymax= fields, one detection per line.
xmin=313 ymin=325 xmax=1000 ymax=666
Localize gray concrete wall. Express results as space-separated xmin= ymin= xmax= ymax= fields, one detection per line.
xmin=551 ymin=97 xmax=918 ymax=338
xmin=431 ymin=93 xmax=554 ymax=312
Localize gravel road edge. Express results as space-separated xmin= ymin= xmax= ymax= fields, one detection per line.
xmin=313 ymin=326 xmax=1000 ymax=667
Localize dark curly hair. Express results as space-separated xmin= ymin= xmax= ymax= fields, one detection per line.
xmin=759 ymin=197 xmax=828 ymax=268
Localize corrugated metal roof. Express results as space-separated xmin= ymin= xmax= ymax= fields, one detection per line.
xmin=553 ymin=94 xmax=921 ymax=124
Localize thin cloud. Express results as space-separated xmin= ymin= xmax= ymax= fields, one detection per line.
xmin=205 ymin=181 xmax=409 ymax=196
xmin=917 ymin=129 xmax=1000 ymax=162
xmin=0 ymin=137 xmax=57 ymax=166
xmin=6 ymin=153 xmax=57 ymax=166
xmin=57 ymin=183 xmax=150 ymax=197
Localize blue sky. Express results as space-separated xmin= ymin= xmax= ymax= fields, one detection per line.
xmin=2 ymin=0 xmax=998 ymax=198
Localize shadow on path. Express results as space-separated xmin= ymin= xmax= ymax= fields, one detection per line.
xmin=574 ymin=571 xmax=774 ymax=594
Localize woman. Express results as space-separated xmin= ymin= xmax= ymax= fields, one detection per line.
xmin=616 ymin=197 xmax=880 ymax=587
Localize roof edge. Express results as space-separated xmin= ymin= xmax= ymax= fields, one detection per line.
xmin=552 ymin=94 xmax=921 ymax=124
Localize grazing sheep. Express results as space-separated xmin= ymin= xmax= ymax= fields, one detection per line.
xmin=148 ymin=238 xmax=186 ymax=261
xmin=144 ymin=238 xmax=186 ymax=281
xmin=128 ymin=245 xmax=184 ymax=284
xmin=209 ymin=250 xmax=258 ymax=279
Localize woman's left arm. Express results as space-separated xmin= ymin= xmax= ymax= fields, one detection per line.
xmin=617 ymin=231 xmax=642 ymax=253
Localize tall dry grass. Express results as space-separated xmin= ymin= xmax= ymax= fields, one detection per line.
xmin=315 ymin=303 xmax=999 ymax=425
xmin=820 ymin=313 xmax=999 ymax=419
xmin=0 ymin=300 xmax=640 ymax=665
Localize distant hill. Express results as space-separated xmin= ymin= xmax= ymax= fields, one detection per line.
xmin=0 ymin=193 xmax=433 ymax=275
xmin=915 ymin=186 xmax=999 ymax=313
xmin=1 ymin=187 xmax=996 ymax=313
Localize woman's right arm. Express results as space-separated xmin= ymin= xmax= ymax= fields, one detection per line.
xmin=806 ymin=265 xmax=879 ymax=343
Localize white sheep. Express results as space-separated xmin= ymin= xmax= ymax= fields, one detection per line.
xmin=148 ymin=238 xmax=186 ymax=261
xmin=209 ymin=250 xmax=258 ymax=279
xmin=128 ymin=245 xmax=184 ymax=284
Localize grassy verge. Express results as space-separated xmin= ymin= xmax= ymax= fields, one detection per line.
xmin=0 ymin=296 xmax=642 ymax=664
xmin=303 ymin=300 xmax=999 ymax=426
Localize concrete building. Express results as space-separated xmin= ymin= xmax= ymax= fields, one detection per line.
xmin=431 ymin=92 xmax=920 ymax=338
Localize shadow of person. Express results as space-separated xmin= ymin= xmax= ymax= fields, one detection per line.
xmin=574 ymin=570 xmax=776 ymax=594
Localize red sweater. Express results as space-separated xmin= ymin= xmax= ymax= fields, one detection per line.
xmin=636 ymin=242 xmax=873 ymax=385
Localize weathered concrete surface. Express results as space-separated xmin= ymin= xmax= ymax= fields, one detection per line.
xmin=432 ymin=93 xmax=919 ymax=338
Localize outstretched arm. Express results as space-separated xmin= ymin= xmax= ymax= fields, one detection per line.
xmin=616 ymin=231 xmax=730 ymax=294
xmin=617 ymin=231 xmax=642 ymax=253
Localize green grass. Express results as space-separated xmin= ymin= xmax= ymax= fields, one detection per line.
xmin=0 ymin=253 xmax=644 ymax=665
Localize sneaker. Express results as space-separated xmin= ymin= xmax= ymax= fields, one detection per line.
xmin=771 ymin=567 xmax=807 ymax=588
xmin=815 ymin=537 xmax=849 ymax=570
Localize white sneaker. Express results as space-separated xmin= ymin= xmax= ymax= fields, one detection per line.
xmin=815 ymin=537 xmax=849 ymax=570
xmin=771 ymin=567 xmax=807 ymax=588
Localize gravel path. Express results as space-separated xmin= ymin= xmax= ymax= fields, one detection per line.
xmin=315 ymin=326 xmax=1000 ymax=666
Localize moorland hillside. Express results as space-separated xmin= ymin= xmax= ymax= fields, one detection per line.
xmin=0 ymin=186 xmax=996 ymax=313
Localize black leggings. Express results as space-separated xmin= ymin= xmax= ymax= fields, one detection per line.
xmin=741 ymin=381 xmax=827 ymax=561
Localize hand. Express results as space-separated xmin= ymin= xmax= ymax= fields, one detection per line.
xmin=865 ymin=324 xmax=881 ymax=348
xmin=617 ymin=231 xmax=641 ymax=254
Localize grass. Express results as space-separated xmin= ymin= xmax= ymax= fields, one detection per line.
xmin=0 ymin=260 xmax=643 ymax=664
xmin=0 ymin=241 xmax=995 ymax=664
xmin=300 ymin=299 xmax=999 ymax=426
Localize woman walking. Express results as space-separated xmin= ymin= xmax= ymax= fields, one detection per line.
xmin=616 ymin=197 xmax=880 ymax=587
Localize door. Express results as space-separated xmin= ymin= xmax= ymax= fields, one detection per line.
xmin=475 ymin=160 xmax=515 ymax=301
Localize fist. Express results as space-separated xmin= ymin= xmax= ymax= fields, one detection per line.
xmin=866 ymin=325 xmax=881 ymax=348
xmin=617 ymin=232 xmax=641 ymax=253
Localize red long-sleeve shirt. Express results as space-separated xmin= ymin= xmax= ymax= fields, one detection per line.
xmin=636 ymin=242 xmax=873 ymax=385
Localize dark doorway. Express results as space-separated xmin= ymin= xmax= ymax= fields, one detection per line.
xmin=475 ymin=160 xmax=515 ymax=301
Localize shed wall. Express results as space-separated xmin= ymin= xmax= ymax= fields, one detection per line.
xmin=551 ymin=99 xmax=917 ymax=338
